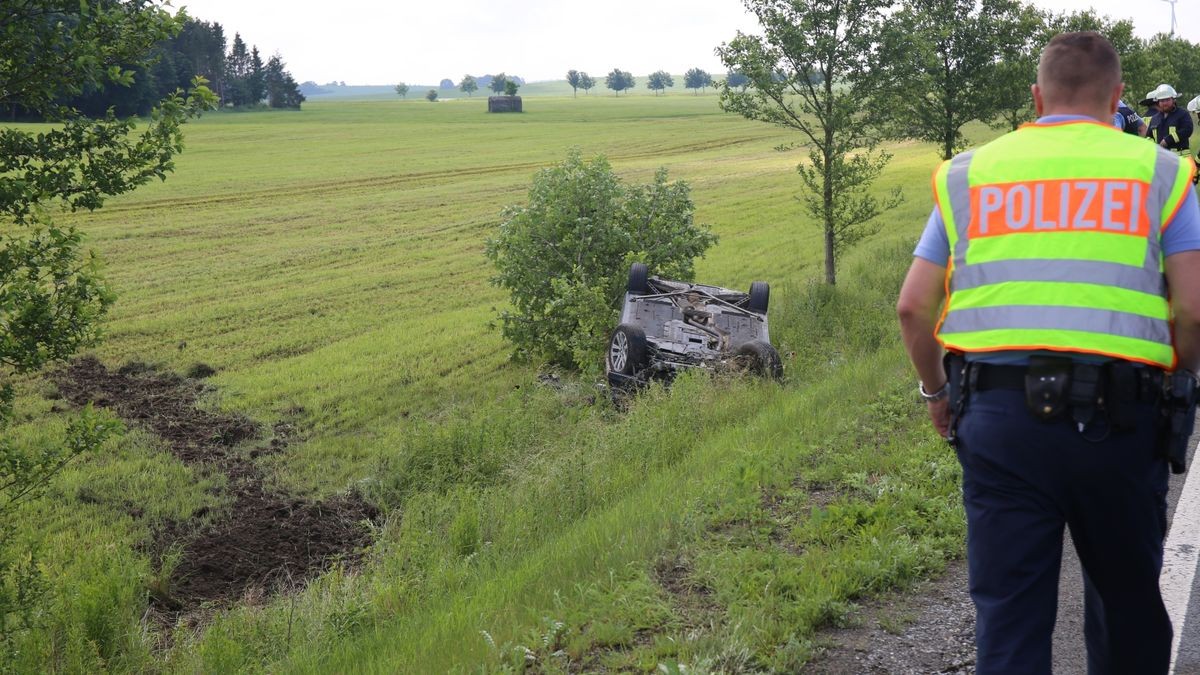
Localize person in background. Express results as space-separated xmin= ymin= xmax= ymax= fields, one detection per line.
xmin=1147 ymin=83 xmax=1193 ymax=152
xmin=897 ymin=32 xmax=1200 ymax=674
xmin=1114 ymin=98 xmax=1147 ymax=135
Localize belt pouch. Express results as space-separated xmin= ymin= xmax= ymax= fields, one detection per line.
xmin=1025 ymin=356 xmax=1071 ymax=420
xmin=1068 ymin=363 xmax=1103 ymax=426
xmin=1105 ymin=362 xmax=1139 ymax=431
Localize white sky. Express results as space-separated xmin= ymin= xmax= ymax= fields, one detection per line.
xmin=174 ymin=0 xmax=1200 ymax=86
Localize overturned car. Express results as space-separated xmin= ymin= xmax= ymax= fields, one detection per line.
xmin=606 ymin=263 xmax=782 ymax=389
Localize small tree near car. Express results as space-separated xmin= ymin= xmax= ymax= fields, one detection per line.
xmin=718 ymin=0 xmax=903 ymax=286
xmin=485 ymin=149 xmax=718 ymax=371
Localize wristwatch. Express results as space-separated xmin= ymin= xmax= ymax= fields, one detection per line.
xmin=918 ymin=381 xmax=948 ymax=402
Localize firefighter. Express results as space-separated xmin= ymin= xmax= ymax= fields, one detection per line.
xmin=1147 ymin=83 xmax=1193 ymax=152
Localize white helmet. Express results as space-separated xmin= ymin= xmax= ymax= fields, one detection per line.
xmin=1149 ymin=83 xmax=1180 ymax=101
xmin=1188 ymin=95 xmax=1200 ymax=113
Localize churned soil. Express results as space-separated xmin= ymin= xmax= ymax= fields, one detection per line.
xmin=54 ymin=357 xmax=379 ymax=614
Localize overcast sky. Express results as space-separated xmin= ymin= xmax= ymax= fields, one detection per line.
xmin=175 ymin=0 xmax=1200 ymax=86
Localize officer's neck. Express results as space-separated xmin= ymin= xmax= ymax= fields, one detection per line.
xmin=1038 ymin=104 xmax=1112 ymax=124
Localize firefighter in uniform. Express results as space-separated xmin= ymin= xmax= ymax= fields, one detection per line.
xmin=897 ymin=32 xmax=1200 ymax=674
xmin=1147 ymin=83 xmax=1192 ymax=153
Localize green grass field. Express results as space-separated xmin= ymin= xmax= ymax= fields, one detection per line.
xmin=6 ymin=94 xmax=985 ymax=672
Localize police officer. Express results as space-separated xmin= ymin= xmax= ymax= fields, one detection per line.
xmin=1114 ymin=98 xmax=1147 ymax=136
xmin=1147 ymin=83 xmax=1193 ymax=152
xmin=897 ymin=32 xmax=1200 ymax=674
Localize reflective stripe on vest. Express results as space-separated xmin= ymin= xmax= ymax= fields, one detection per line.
xmin=932 ymin=120 xmax=1195 ymax=368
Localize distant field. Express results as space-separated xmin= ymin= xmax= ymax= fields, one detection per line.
xmin=7 ymin=95 xmax=977 ymax=672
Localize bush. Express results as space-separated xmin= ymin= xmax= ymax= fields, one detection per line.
xmin=425 ymin=89 xmax=438 ymax=102
xmin=485 ymin=149 xmax=717 ymax=371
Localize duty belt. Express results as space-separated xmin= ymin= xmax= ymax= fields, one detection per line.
xmin=945 ymin=355 xmax=1164 ymax=443
xmin=969 ymin=362 xmax=1164 ymax=402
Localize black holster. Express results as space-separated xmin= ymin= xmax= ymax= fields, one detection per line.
xmin=944 ymin=352 xmax=968 ymax=447
xmin=1158 ymin=371 xmax=1197 ymax=474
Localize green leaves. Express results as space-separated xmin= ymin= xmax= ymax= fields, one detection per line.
xmin=717 ymin=0 xmax=902 ymax=284
xmin=0 ymin=223 xmax=114 ymax=374
xmin=1 ymin=1 xmax=183 ymax=114
xmin=605 ymin=69 xmax=635 ymax=96
xmin=485 ymin=150 xmax=717 ymax=371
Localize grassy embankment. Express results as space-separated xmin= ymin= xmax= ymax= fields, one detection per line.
xmin=5 ymin=94 xmax=992 ymax=672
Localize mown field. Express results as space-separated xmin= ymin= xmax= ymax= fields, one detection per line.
xmin=6 ymin=94 xmax=987 ymax=672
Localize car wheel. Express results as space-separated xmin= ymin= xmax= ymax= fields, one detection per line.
xmin=732 ymin=340 xmax=782 ymax=379
xmin=748 ymin=281 xmax=769 ymax=313
xmin=607 ymin=324 xmax=648 ymax=378
xmin=628 ymin=263 xmax=649 ymax=295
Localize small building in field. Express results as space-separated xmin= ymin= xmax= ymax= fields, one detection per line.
xmin=488 ymin=96 xmax=523 ymax=113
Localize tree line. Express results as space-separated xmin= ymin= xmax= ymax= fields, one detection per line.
xmin=5 ymin=16 xmax=305 ymax=120
xmin=719 ymin=0 xmax=1200 ymax=285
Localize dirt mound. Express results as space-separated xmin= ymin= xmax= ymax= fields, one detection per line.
xmin=54 ymin=357 xmax=379 ymax=613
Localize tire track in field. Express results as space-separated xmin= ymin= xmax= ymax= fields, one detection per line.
xmin=97 ymin=136 xmax=767 ymax=215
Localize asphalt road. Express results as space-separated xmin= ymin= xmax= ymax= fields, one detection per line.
xmin=1053 ymin=438 xmax=1200 ymax=674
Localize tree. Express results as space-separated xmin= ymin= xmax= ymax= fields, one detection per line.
xmin=439 ymin=78 xmax=454 ymax=89
xmin=1047 ymin=10 xmax=1148 ymax=88
xmin=248 ymin=46 xmax=266 ymax=105
xmin=490 ymin=73 xmax=509 ymax=94
xmin=718 ymin=0 xmax=902 ymax=286
xmin=426 ymin=88 xmax=439 ymax=102
xmin=726 ymin=71 xmax=750 ymax=91
xmin=485 ymin=150 xmax=717 ymax=370
xmin=505 ymin=80 xmax=519 ymax=96
xmin=647 ymin=70 xmax=674 ymax=96
xmin=264 ymin=53 xmax=305 ymax=108
xmin=579 ymin=72 xmax=596 ymax=95
xmin=459 ymin=75 xmax=478 ymax=97
xmin=870 ymin=0 xmax=1032 ymax=159
xmin=395 ymin=82 xmax=410 ymax=98
xmin=223 ymin=32 xmax=250 ymax=105
xmin=985 ymin=2 xmax=1047 ymax=131
xmin=567 ymin=69 xmax=582 ymax=97
xmin=605 ymin=69 xmax=635 ymax=96
xmin=0 ymin=0 xmax=213 ymax=652
xmin=684 ymin=68 xmax=713 ymax=94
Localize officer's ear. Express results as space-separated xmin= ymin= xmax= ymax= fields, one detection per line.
xmin=1032 ymin=83 xmax=1045 ymax=117
xmin=1107 ymin=83 xmax=1122 ymax=116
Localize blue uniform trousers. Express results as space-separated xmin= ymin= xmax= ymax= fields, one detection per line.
xmin=955 ymin=388 xmax=1171 ymax=674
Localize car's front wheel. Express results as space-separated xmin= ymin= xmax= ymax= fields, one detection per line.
xmin=607 ymin=324 xmax=649 ymax=379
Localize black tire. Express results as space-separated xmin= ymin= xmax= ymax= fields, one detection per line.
xmin=748 ymin=281 xmax=770 ymax=313
xmin=607 ymin=324 xmax=649 ymax=378
xmin=732 ymin=340 xmax=783 ymax=379
xmin=628 ymin=263 xmax=649 ymax=295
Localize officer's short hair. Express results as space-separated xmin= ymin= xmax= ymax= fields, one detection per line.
xmin=1038 ymin=32 xmax=1121 ymax=108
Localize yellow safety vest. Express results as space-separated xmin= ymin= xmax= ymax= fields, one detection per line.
xmin=932 ymin=119 xmax=1195 ymax=369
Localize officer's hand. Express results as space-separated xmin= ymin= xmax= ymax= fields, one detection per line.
xmin=927 ymin=398 xmax=951 ymax=438
xmin=1161 ymin=139 xmax=1170 ymax=148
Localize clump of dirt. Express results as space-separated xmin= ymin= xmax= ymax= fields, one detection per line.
xmin=53 ymin=357 xmax=379 ymax=615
